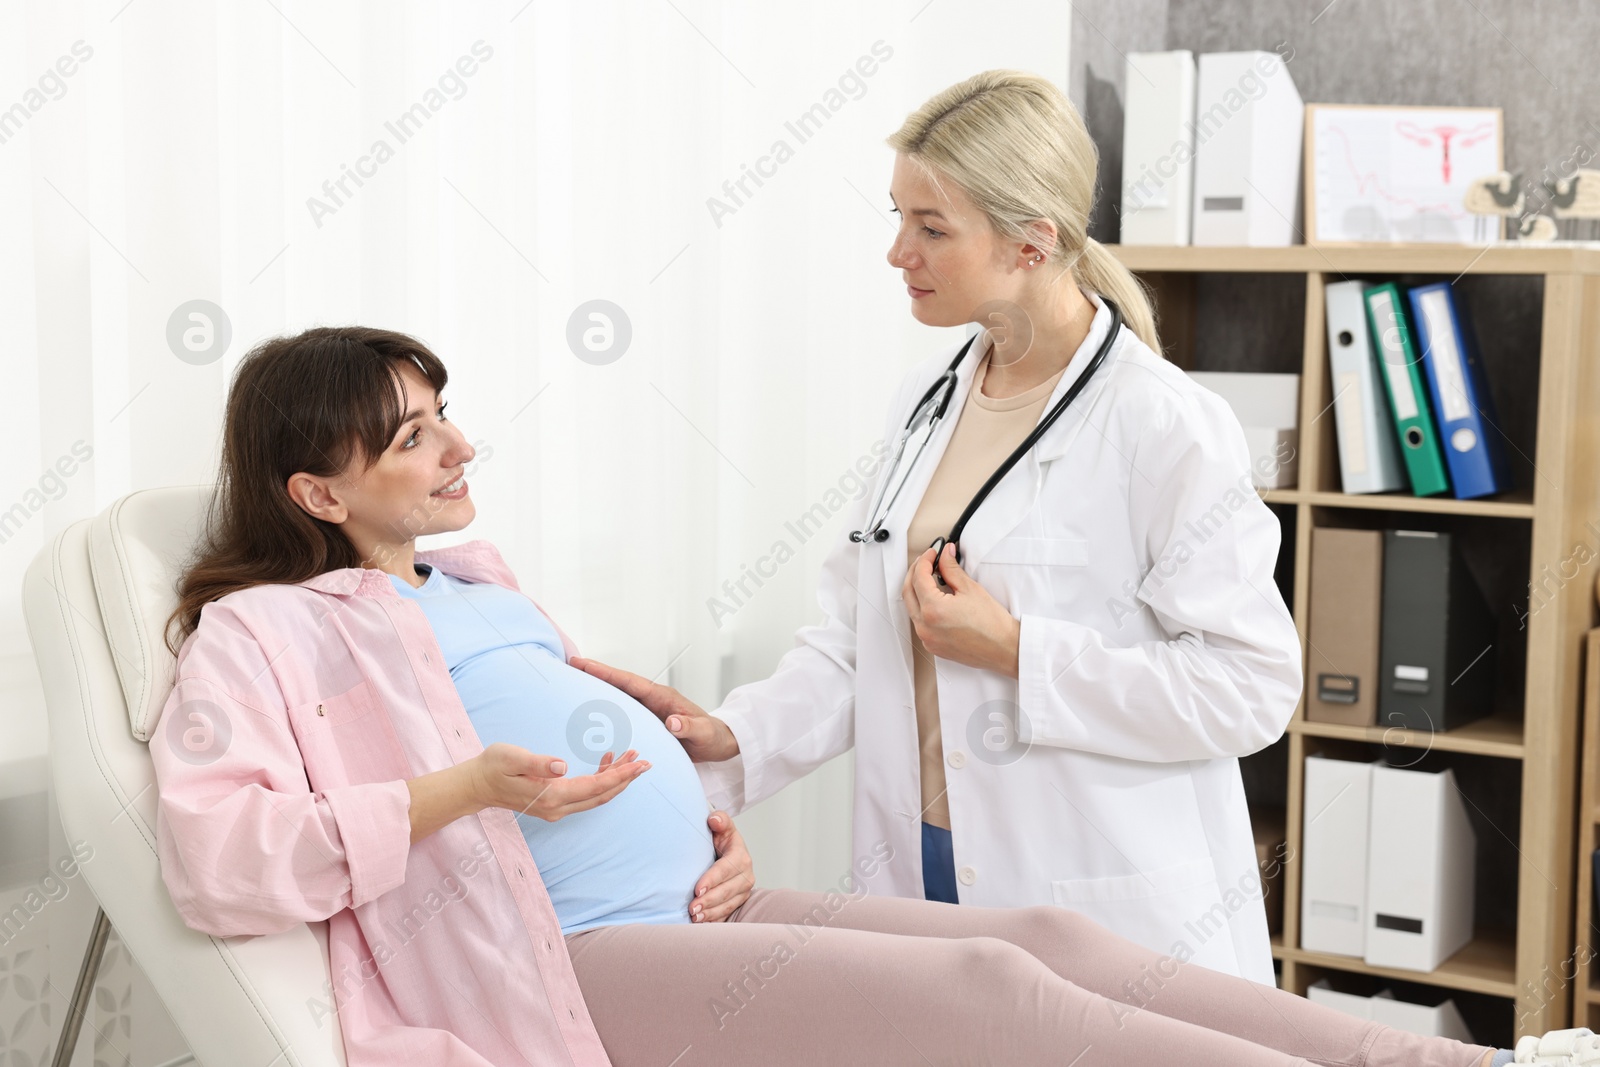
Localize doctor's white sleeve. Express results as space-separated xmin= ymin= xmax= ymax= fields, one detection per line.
xmin=696 ymin=512 xmax=864 ymax=814
xmin=1015 ymin=388 xmax=1303 ymax=763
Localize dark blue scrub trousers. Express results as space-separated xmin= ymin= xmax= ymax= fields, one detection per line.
xmin=920 ymin=821 xmax=959 ymax=904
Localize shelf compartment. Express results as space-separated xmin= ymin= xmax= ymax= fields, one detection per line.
xmin=1281 ymin=929 xmax=1516 ymax=999
xmin=1259 ymin=488 xmax=1536 ymax=519
xmin=1290 ymin=711 xmax=1525 ymax=760
xmin=1110 ymin=243 xmax=1600 ymax=275
xmin=1298 ymin=508 xmax=1533 ymax=752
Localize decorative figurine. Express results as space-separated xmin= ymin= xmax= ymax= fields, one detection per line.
xmin=1516 ymin=212 xmax=1559 ymax=243
xmin=1462 ymin=171 xmax=1525 ymax=241
xmin=1542 ymin=169 xmax=1600 ymax=239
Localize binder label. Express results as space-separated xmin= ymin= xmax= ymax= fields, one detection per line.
xmin=1368 ymin=290 xmax=1419 ymax=420
xmin=1335 ymin=370 xmax=1368 ymax=474
xmin=1417 ymin=289 xmax=1471 ymax=422
xmin=1374 ymin=913 xmax=1425 ymax=935
xmin=1310 ymin=901 xmax=1359 ymax=921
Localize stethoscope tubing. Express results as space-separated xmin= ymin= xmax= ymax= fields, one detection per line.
xmin=851 ymin=296 xmax=1125 ymax=575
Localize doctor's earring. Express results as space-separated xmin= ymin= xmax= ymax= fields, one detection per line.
xmin=1029 ymin=254 xmax=1043 ymax=266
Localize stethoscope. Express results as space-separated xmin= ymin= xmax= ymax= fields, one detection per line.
xmin=850 ymin=297 xmax=1124 ymax=585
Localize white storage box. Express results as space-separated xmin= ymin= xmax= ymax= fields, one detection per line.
xmin=1365 ymin=764 xmax=1477 ymax=972
xmin=1186 ymin=371 xmax=1301 ymax=489
xmin=1307 ymin=980 xmax=1474 ymax=1042
xmin=1191 ymin=51 xmax=1305 ymax=246
xmin=1300 ymin=756 xmax=1375 ymax=957
xmin=1120 ymin=51 xmax=1197 ymax=245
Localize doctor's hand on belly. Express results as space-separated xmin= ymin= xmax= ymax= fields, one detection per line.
xmin=556 ymin=660 xmax=754 ymax=920
xmin=903 ymin=543 xmax=1022 ymax=678
xmin=568 ymin=657 xmax=739 ymax=763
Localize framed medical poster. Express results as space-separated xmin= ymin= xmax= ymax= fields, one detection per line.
xmin=1304 ymin=104 xmax=1504 ymax=244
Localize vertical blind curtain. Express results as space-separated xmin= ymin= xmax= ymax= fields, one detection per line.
xmin=4 ymin=0 xmax=1070 ymax=891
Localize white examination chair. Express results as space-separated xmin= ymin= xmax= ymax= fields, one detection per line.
xmin=22 ymin=485 xmax=346 ymax=1067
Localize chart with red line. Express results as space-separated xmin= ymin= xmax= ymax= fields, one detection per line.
xmin=1309 ymin=105 xmax=1503 ymax=243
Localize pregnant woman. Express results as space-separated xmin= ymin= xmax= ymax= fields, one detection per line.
xmin=146 ymin=324 xmax=1559 ymax=1067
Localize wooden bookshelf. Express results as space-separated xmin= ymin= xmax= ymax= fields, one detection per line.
xmin=1259 ymin=487 xmax=1537 ymax=520
xmin=1110 ymin=243 xmax=1600 ymax=1041
xmin=1113 ymin=243 xmax=1600 ymax=275
xmin=1573 ymin=630 xmax=1600 ymax=1024
xmin=1274 ymin=929 xmax=1518 ymax=999
xmin=1290 ymin=710 xmax=1525 ymax=759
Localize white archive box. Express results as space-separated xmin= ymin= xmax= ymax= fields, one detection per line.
xmin=1306 ymin=981 xmax=1475 ymax=1043
xmin=1300 ymin=756 xmax=1374 ymax=957
xmin=1185 ymin=371 xmax=1300 ymax=489
xmin=1120 ymin=50 xmax=1197 ymax=245
xmin=1191 ymin=51 xmax=1304 ymax=246
xmin=1365 ymin=764 xmax=1477 ymax=972
xmin=1304 ymin=980 xmax=1372 ymax=1021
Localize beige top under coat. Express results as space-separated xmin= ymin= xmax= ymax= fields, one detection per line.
xmin=904 ymin=339 xmax=1068 ymax=831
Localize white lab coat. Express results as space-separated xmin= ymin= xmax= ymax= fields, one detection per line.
xmin=698 ymin=292 xmax=1302 ymax=985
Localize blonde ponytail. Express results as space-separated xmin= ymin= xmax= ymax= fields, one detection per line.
xmin=1074 ymin=237 xmax=1157 ymax=351
xmin=887 ymin=70 xmax=1159 ymax=353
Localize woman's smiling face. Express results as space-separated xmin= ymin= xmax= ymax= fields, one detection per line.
xmin=287 ymin=360 xmax=477 ymax=570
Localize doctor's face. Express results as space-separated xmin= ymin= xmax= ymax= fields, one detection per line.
xmin=288 ymin=361 xmax=477 ymax=563
xmin=886 ymin=153 xmax=1030 ymax=329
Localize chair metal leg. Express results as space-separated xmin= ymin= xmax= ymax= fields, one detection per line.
xmin=50 ymin=905 xmax=111 ymax=1067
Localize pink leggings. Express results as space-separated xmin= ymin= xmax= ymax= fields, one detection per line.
xmin=563 ymin=886 xmax=1496 ymax=1067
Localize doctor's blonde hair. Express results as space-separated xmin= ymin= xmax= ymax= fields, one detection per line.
xmin=887 ymin=69 xmax=1159 ymax=353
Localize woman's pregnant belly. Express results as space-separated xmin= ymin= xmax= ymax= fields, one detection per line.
xmin=451 ymin=644 xmax=716 ymax=935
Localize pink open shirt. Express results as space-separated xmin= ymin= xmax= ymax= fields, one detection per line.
xmin=150 ymin=540 xmax=613 ymax=1066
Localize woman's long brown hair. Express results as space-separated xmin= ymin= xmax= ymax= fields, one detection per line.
xmin=163 ymin=326 xmax=448 ymax=658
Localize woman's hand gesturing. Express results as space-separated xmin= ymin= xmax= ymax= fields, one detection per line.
xmin=470 ymin=742 xmax=650 ymax=822
xmin=570 ymin=657 xmax=740 ymax=763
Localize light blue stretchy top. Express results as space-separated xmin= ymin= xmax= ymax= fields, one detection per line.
xmin=389 ymin=562 xmax=715 ymax=935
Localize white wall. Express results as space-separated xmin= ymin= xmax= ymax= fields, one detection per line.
xmin=2 ymin=0 xmax=1070 ymax=1058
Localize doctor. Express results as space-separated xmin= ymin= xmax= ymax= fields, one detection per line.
xmin=576 ymin=69 xmax=1302 ymax=985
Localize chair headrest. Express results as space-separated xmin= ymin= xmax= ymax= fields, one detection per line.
xmin=88 ymin=484 xmax=215 ymax=742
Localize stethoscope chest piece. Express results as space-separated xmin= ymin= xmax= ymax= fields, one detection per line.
xmin=927 ymin=535 xmax=958 ymax=590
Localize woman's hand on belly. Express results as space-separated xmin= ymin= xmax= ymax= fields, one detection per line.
xmin=690 ymin=810 xmax=755 ymax=923
xmin=569 ymin=657 xmax=740 ymax=763
xmin=470 ymin=742 xmax=650 ymax=822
